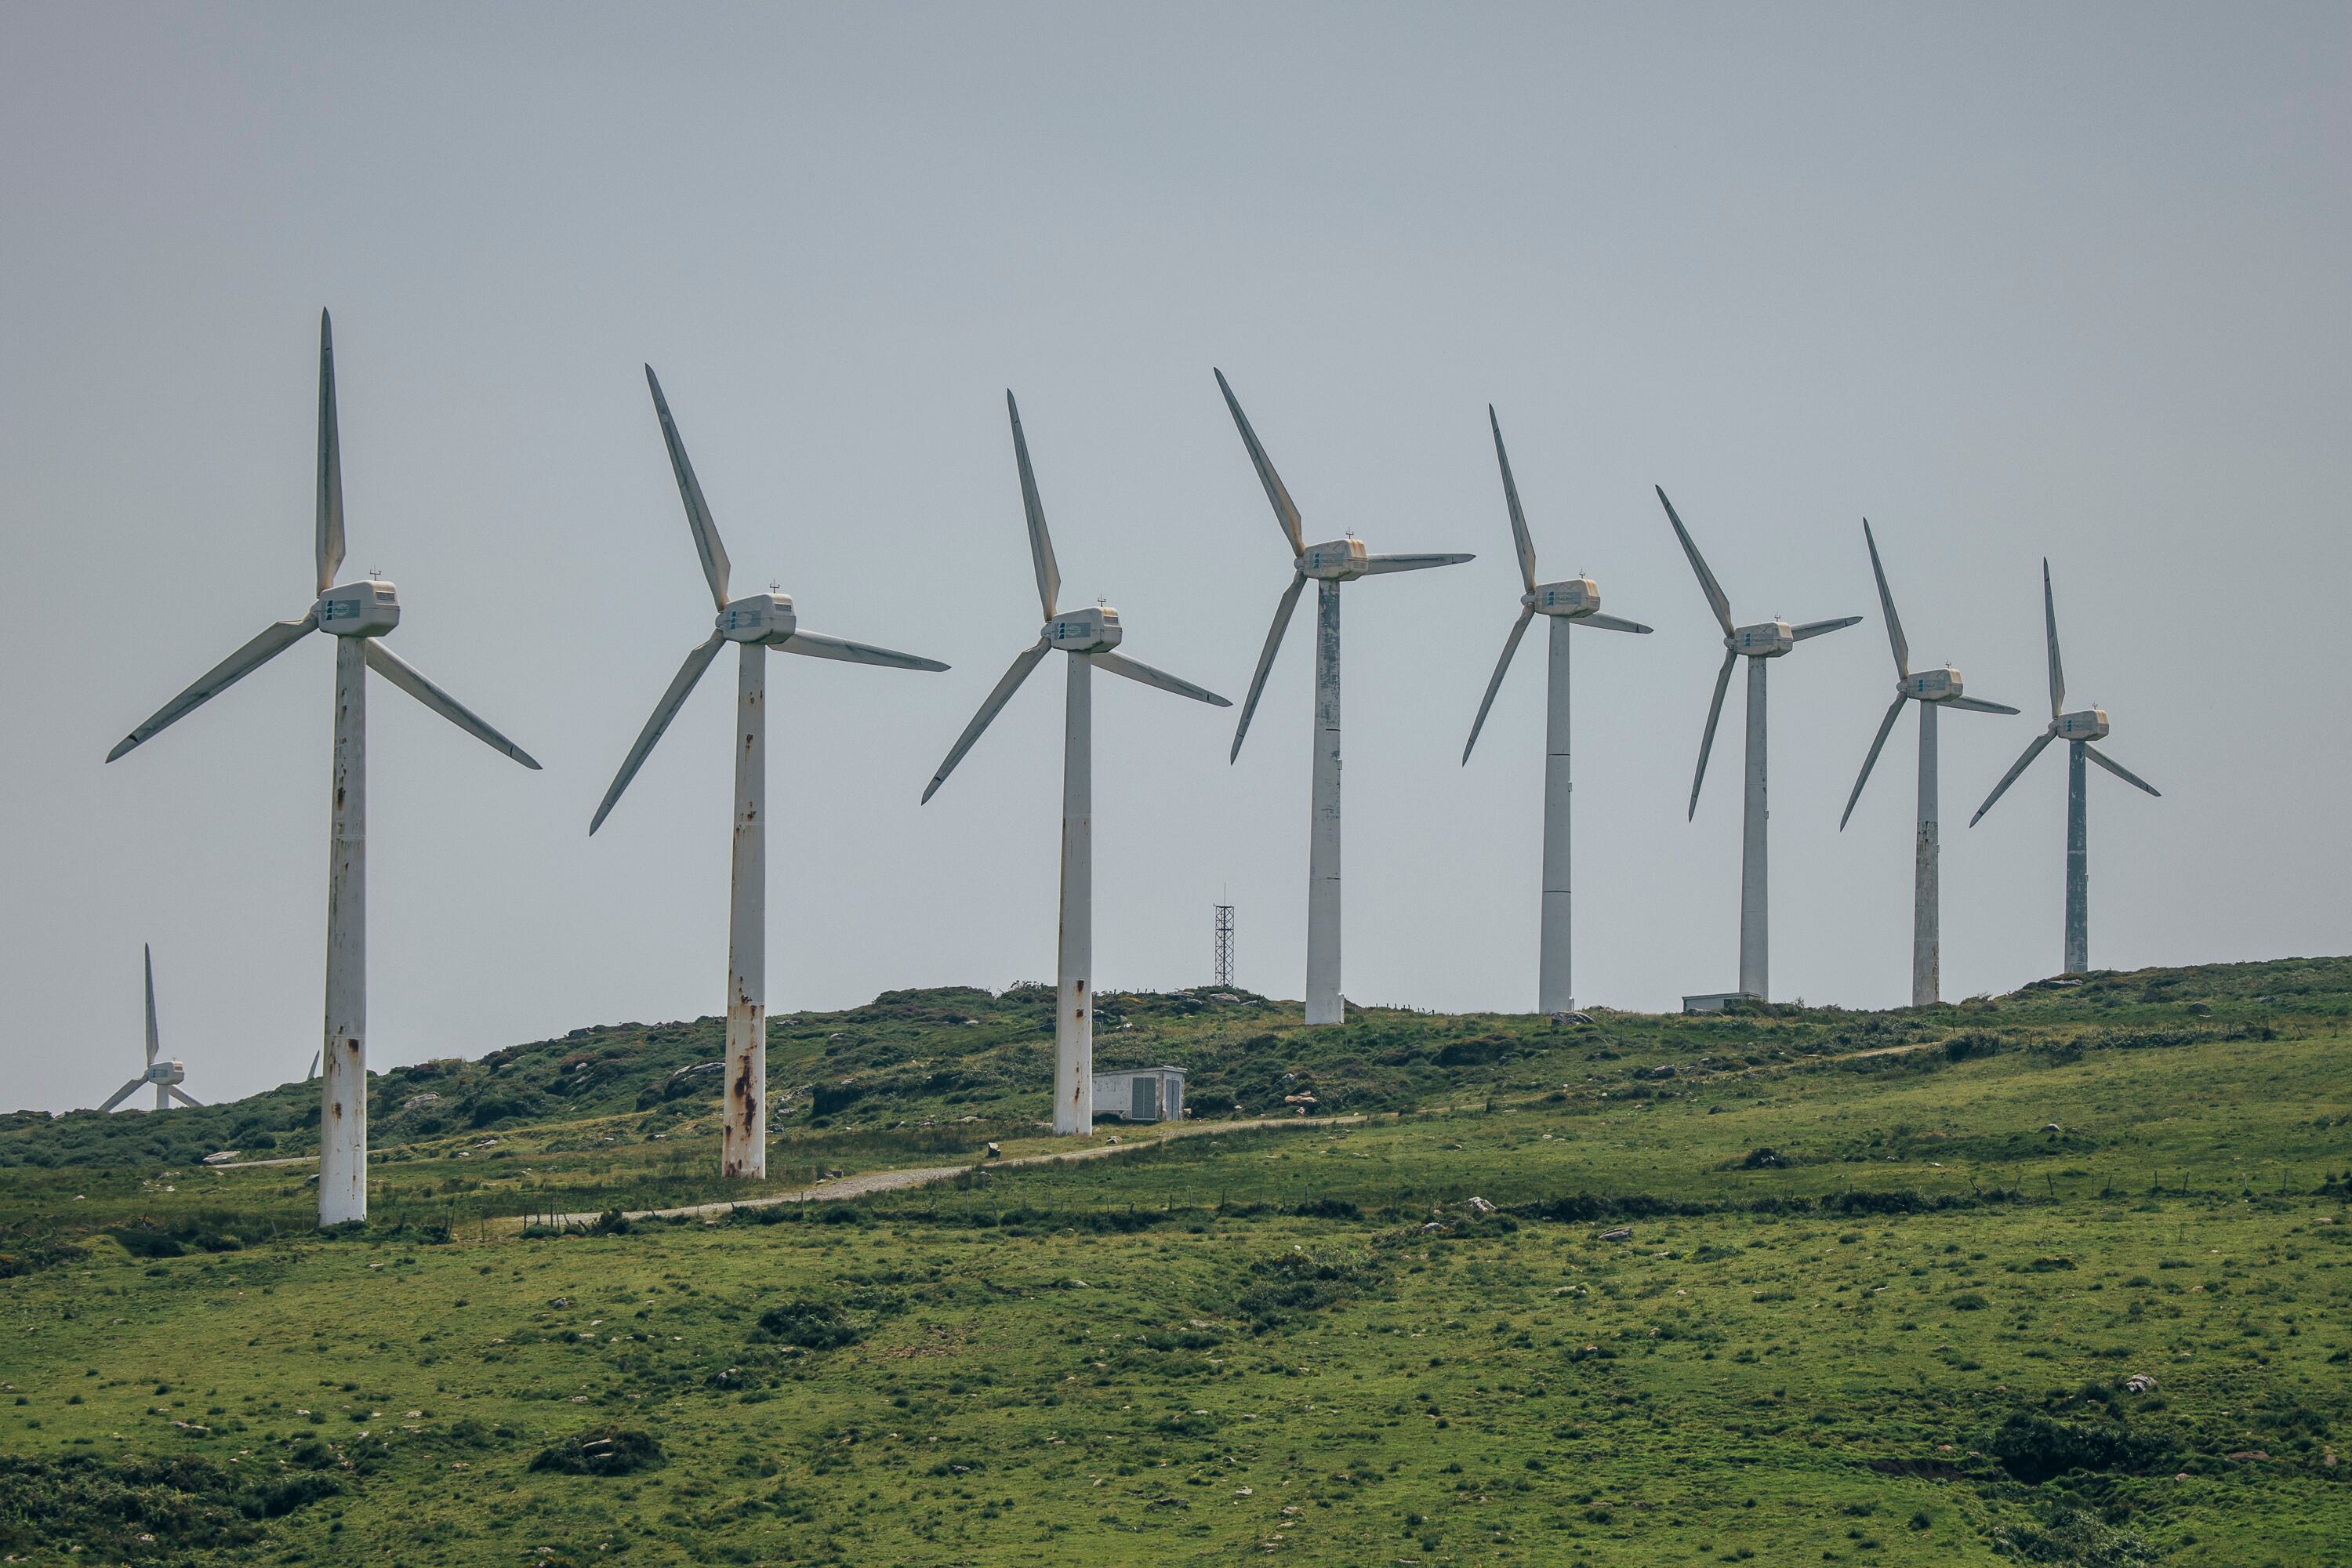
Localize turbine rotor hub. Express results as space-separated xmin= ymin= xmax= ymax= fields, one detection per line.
xmin=1044 ymin=605 xmax=1121 ymax=654
xmin=316 ymin=579 xmax=400 ymax=638
xmin=1297 ymin=539 xmax=1368 ymax=580
xmin=718 ymin=593 xmax=795 ymax=644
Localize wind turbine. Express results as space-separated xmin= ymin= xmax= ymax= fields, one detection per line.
xmin=105 ymin=311 xmax=538 ymax=1225
xmin=1461 ymin=408 xmax=1652 ymax=1016
xmin=1969 ymin=561 xmax=2160 ymax=975
xmin=591 ymin=367 xmax=950 ymax=1178
xmin=1218 ymin=370 xmax=1472 ymax=1025
xmin=1836 ymin=521 xmax=2019 ymax=1006
xmin=99 ymin=946 xmax=200 ymax=1112
xmin=922 ymin=392 xmax=1230 ymax=1134
xmin=1656 ymin=488 xmax=1861 ymax=1002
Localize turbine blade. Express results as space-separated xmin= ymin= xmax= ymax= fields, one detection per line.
xmin=776 ymin=629 xmax=950 ymax=672
xmin=922 ymin=640 xmax=1051 ymax=801
xmin=1861 ymin=519 xmax=1907 ymax=677
xmin=167 ymin=1086 xmax=203 ymax=1109
xmin=2084 ymin=743 xmax=2160 ymax=797
xmin=364 ymin=641 xmax=542 ymax=769
xmin=1576 ymin=612 xmax=1652 ymax=634
xmin=316 ymin=310 xmax=344 ymax=596
xmin=1461 ymin=604 xmax=1535 ymax=764
xmin=1654 ymin=486 xmax=1733 ymax=635
xmin=590 ymin=631 xmax=725 ymax=833
xmin=1361 ymin=552 xmax=1474 ymax=575
xmin=1969 ymin=730 xmax=2055 ymax=827
xmin=2042 ymin=558 xmax=2065 ymax=719
xmin=1943 ymin=695 xmax=2021 ymax=715
xmin=98 ymin=1080 xmax=144 ymax=1114
xmin=1090 ymin=649 xmax=1231 ymax=706
xmin=1214 ymin=368 xmax=1305 ymax=557
xmin=1488 ymin=406 xmax=1537 ymax=593
xmin=1005 ymin=391 xmax=1062 ymax=621
xmin=1791 ymin=615 xmax=1863 ymax=641
xmin=106 ymin=614 xmax=318 ymax=762
xmin=1229 ymin=570 xmax=1308 ymax=762
xmin=143 ymin=944 xmax=159 ymax=1068
xmin=644 ymin=366 xmax=732 ymax=611
xmin=1839 ymin=694 xmax=1909 ymax=829
xmin=1689 ymin=649 xmax=1738 ymax=819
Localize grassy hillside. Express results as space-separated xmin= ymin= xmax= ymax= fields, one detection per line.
xmin=2 ymin=957 xmax=2348 ymax=1566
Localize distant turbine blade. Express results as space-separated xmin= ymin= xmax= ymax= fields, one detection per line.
xmin=1229 ymin=570 xmax=1308 ymax=762
xmin=2042 ymin=558 xmax=2065 ymax=719
xmin=1462 ymin=604 xmax=1535 ymax=764
xmin=777 ymin=630 xmax=950 ymax=672
xmin=1791 ymin=616 xmax=1862 ymax=641
xmin=1362 ymin=553 xmax=1474 ymax=575
xmin=1006 ymin=391 xmax=1061 ymax=620
xmin=1090 ymin=649 xmax=1230 ymax=706
xmin=1577 ymin=612 xmax=1652 ymax=634
xmin=1861 ymin=519 xmax=1907 ymax=678
xmin=1689 ymin=649 xmax=1738 ymax=819
xmin=106 ymin=614 xmax=318 ymax=762
xmin=1839 ymin=694 xmax=1909 ymax=829
xmin=590 ymin=631 xmax=725 ymax=833
xmin=923 ymin=639 xmax=1051 ymax=802
xmin=1488 ymin=406 xmax=1537 ymax=593
xmin=1655 ymin=487 xmax=1733 ymax=636
xmin=364 ymin=641 xmax=542 ymax=769
xmin=167 ymin=1086 xmax=203 ymax=1109
xmin=98 ymin=1080 xmax=145 ymax=1114
xmin=644 ymin=366 xmax=732 ymax=611
xmin=2084 ymin=743 xmax=2160 ymax=797
xmin=316 ymin=310 xmax=344 ymax=596
xmin=1944 ymin=695 xmax=2021 ymax=715
xmin=1214 ymin=368 xmax=1304 ymax=557
xmin=143 ymin=944 xmax=159 ymax=1068
xmin=1969 ymin=730 xmax=2055 ymax=827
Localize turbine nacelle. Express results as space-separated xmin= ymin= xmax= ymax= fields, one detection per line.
xmin=718 ymin=593 xmax=796 ymax=644
xmin=2056 ymin=707 xmax=2111 ymax=742
xmin=143 ymin=1060 xmax=186 ymax=1087
xmin=1296 ymin=539 xmax=1369 ymax=581
xmin=317 ymin=579 xmax=400 ymax=638
xmin=1903 ymin=666 xmax=1965 ymax=702
xmin=1727 ymin=620 xmax=1794 ymax=658
xmin=1045 ymin=605 xmax=1122 ymax=654
xmin=1527 ymin=577 xmax=1600 ymax=617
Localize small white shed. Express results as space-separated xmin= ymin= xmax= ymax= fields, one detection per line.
xmin=1091 ymin=1065 xmax=1185 ymax=1123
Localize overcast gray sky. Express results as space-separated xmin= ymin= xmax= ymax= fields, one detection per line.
xmin=3 ymin=4 xmax=2346 ymax=1112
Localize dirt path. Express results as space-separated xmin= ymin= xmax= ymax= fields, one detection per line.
xmin=526 ymin=1113 xmax=1367 ymax=1229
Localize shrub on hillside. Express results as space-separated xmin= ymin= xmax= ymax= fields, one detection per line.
xmin=755 ymin=1298 xmax=860 ymax=1350
xmin=528 ymin=1427 xmax=663 ymax=1477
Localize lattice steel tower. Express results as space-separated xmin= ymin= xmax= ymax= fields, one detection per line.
xmin=1213 ymin=903 xmax=1235 ymax=988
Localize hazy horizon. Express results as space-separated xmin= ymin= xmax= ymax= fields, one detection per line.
xmin=2 ymin=4 xmax=2347 ymax=1112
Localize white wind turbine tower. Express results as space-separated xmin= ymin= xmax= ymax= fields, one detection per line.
xmin=1656 ymin=488 xmax=1861 ymax=1002
xmin=106 ymin=311 xmax=539 ymax=1225
xmin=100 ymin=946 xmax=201 ymax=1112
xmin=923 ymin=392 xmax=1230 ymax=1134
xmin=1460 ymin=408 xmax=1652 ymax=1016
xmin=1217 ymin=371 xmax=1472 ymax=1026
xmin=1835 ymin=521 xmax=2019 ymax=1007
xmin=1969 ymin=560 xmax=2161 ymax=975
xmin=591 ymin=367 xmax=950 ymax=1179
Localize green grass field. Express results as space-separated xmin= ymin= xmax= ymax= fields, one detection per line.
xmin=5 ymin=958 xmax=2349 ymax=1566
